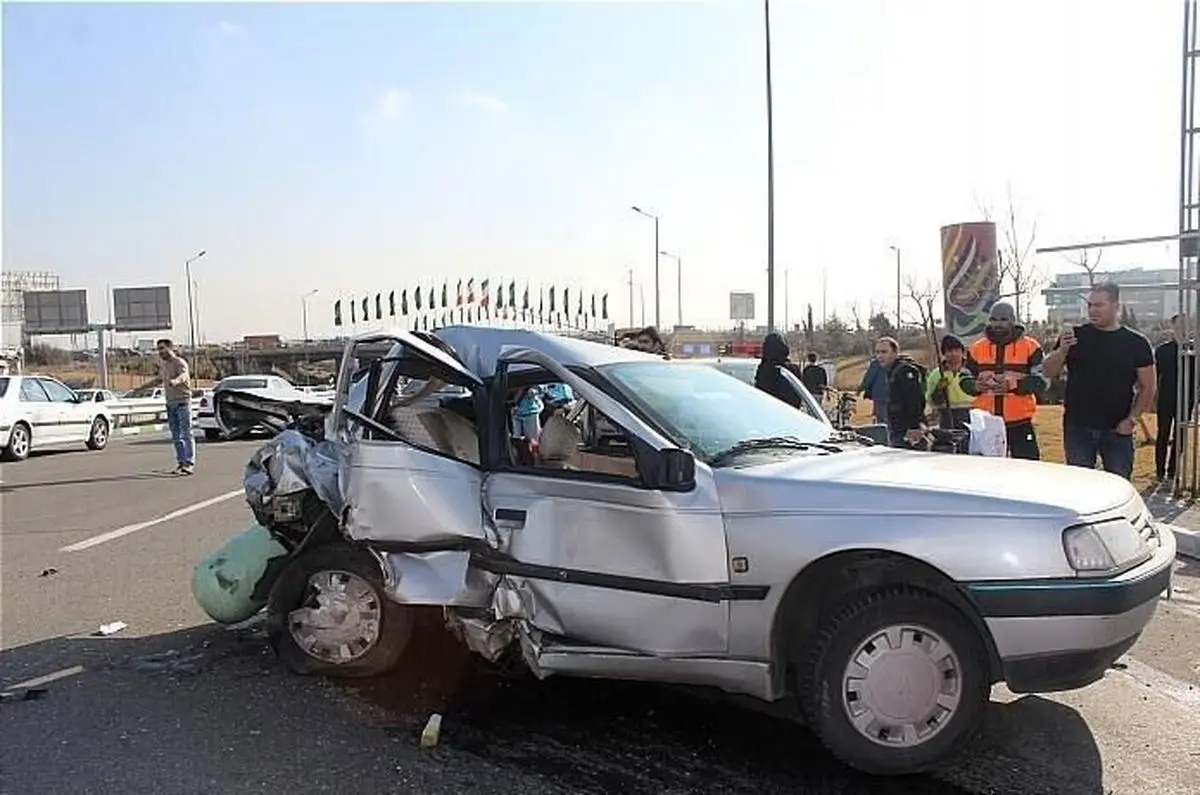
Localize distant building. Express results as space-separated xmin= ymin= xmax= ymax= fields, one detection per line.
xmin=1043 ymin=267 xmax=1179 ymax=326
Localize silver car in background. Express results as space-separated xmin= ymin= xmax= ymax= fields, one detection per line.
xmin=198 ymin=327 xmax=1175 ymax=777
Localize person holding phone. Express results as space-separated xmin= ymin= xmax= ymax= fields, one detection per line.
xmin=1042 ymin=283 xmax=1156 ymax=480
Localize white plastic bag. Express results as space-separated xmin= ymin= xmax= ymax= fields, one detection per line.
xmin=967 ymin=408 xmax=1008 ymax=457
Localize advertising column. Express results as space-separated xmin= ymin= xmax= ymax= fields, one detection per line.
xmin=940 ymin=222 xmax=1001 ymax=342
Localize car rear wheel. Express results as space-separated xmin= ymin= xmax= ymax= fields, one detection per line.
xmin=796 ymin=586 xmax=989 ymax=775
xmin=3 ymin=422 xmax=31 ymax=461
xmin=86 ymin=417 xmax=110 ymax=450
xmin=266 ymin=544 xmax=412 ymax=678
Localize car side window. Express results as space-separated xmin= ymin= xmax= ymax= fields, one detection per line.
xmin=19 ymin=380 xmax=50 ymax=402
xmin=39 ymin=379 xmax=77 ymax=402
xmin=379 ymin=378 xmax=481 ymax=467
xmin=506 ymin=378 xmax=641 ymax=484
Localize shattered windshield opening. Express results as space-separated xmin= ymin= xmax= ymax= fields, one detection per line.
xmin=598 ymin=361 xmax=834 ymax=460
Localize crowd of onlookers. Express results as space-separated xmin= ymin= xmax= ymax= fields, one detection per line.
xmin=750 ymin=282 xmax=1192 ymax=484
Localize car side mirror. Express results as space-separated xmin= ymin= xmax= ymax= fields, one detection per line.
xmin=654 ymin=447 xmax=696 ymax=491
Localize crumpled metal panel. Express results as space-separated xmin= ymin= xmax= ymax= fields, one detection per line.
xmin=381 ymin=550 xmax=492 ymax=607
xmin=340 ymin=440 xmax=485 ymax=544
xmin=244 ymin=429 xmax=344 ymax=522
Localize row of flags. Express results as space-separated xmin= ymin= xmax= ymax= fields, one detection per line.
xmin=333 ymin=279 xmax=610 ymax=330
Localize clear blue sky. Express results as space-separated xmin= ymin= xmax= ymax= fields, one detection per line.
xmin=2 ymin=1 xmax=1183 ymax=343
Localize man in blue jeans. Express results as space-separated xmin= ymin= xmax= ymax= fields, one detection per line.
xmin=156 ymin=338 xmax=196 ymax=475
xmin=1042 ymin=283 xmax=1155 ymax=480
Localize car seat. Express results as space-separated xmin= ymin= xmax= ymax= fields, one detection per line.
xmin=538 ymin=414 xmax=583 ymax=469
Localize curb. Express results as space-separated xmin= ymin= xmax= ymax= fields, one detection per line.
xmin=1171 ymin=525 xmax=1200 ymax=561
xmin=117 ymin=424 xmax=167 ymax=436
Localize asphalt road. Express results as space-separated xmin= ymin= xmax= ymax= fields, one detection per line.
xmin=1 ymin=436 xmax=1198 ymax=795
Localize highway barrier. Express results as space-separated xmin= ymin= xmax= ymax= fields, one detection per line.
xmin=103 ymin=397 xmax=202 ymax=428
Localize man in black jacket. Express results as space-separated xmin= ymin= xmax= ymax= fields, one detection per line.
xmin=800 ymin=353 xmax=829 ymax=397
xmin=754 ymin=332 xmax=804 ymax=408
xmin=1155 ymin=314 xmax=1196 ymax=481
xmin=875 ymin=336 xmax=927 ymax=447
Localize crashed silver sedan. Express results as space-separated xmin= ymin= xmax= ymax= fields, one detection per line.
xmin=195 ymin=326 xmax=1175 ymax=776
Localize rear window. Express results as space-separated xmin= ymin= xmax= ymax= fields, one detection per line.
xmin=0 ymin=378 xmax=8 ymax=398
xmin=219 ymin=377 xmax=268 ymax=390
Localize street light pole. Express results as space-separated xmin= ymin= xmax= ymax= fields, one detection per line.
xmin=627 ymin=268 xmax=635 ymax=328
xmin=301 ymin=289 xmax=319 ymax=343
xmin=193 ymin=280 xmax=201 ymax=345
xmin=764 ymin=0 xmax=776 ymax=331
xmin=631 ymin=206 xmax=661 ymax=328
xmin=659 ymin=250 xmax=682 ymax=327
xmin=184 ymin=250 xmax=206 ymax=372
xmin=889 ymin=245 xmax=901 ymax=330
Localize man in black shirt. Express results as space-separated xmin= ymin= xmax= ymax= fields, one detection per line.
xmin=1043 ymin=283 xmax=1156 ymax=480
xmin=800 ymin=353 xmax=829 ymax=397
xmin=1154 ymin=314 xmax=1196 ymax=481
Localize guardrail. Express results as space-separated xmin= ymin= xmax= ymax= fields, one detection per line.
xmin=103 ymin=397 xmax=205 ymax=428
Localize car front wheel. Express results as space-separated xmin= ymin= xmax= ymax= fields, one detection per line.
xmin=266 ymin=544 xmax=412 ymax=678
xmin=204 ymin=428 xmax=222 ymax=442
xmin=3 ymin=422 xmax=31 ymax=461
xmin=796 ymin=586 xmax=989 ymax=776
xmin=87 ymin=417 xmax=110 ymax=450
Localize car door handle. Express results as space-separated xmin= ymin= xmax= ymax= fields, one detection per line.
xmin=494 ymin=508 xmax=526 ymax=526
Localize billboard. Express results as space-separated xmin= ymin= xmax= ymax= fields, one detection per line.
xmin=22 ymin=289 xmax=90 ymax=335
xmin=113 ymin=286 xmax=172 ymax=332
xmin=941 ymin=222 xmax=1000 ymax=341
xmin=729 ymin=291 xmax=756 ymax=321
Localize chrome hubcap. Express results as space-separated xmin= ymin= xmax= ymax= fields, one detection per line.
xmin=288 ymin=569 xmax=382 ymax=664
xmin=841 ymin=624 xmax=962 ymax=748
xmin=11 ymin=428 xmax=28 ymax=457
xmin=93 ymin=420 xmax=107 ymax=444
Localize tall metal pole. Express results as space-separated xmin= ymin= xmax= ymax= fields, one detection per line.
xmin=301 ymin=289 xmax=318 ymax=343
xmin=784 ymin=267 xmax=790 ymax=332
xmin=193 ymin=280 xmax=201 ymax=346
xmin=660 ymin=250 xmax=682 ymax=327
xmin=1177 ymin=0 xmax=1199 ymax=495
xmin=654 ymin=215 xmax=661 ymax=329
xmin=822 ymin=266 xmax=828 ymax=326
xmin=627 ymin=268 xmax=635 ymax=328
xmin=764 ymin=0 xmax=776 ymax=332
xmin=631 ymin=207 xmax=661 ymax=328
xmin=890 ymin=245 xmax=902 ymax=330
xmin=183 ymin=250 xmax=206 ymax=372
xmin=676 ymin=253 xmax=682 ymax=328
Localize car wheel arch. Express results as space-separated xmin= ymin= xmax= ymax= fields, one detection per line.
xmin=769 ymin=549 xmax=1002 ymax=695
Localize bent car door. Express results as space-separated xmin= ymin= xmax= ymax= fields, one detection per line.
xmin=480 ymin=347 xmax=733 ymax=656
xmin=332 ymin=332 xmax=487 ymax=555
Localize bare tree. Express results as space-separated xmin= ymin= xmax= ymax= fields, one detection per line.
xmin=903 ymin=276 xmax=942 ymax=364
xmin=848 ymin=300 xmax=864 ymax=331
xmin=977 ymin=186 xmax=1046 ymax=319
xmin=1065 ymin=246 xmax=1104 ymax=287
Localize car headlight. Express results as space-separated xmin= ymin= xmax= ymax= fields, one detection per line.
xmin=1063 ymin=520 xmax=1152 ymax=576
xmin=271 ymin=492 xmax=306 ymax=524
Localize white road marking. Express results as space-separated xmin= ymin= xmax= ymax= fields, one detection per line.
xmin=5 ymin=665 xmax=85 ymax=691
xmin=59 ymin=489 xmax=244 ymax=552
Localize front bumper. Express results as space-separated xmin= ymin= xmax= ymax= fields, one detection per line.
xmin=963 ymin=524 xmax=1175 ymax=694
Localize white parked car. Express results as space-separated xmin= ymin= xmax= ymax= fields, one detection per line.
xmin=75 ymin=388 xmax=119 ymax=404
xmin=0 ymin=375 xmax=114 ymax=461
xmin=199 ymin=375 xmax=308 ymax=441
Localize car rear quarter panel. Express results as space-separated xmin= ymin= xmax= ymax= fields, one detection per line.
xmin=721 ymin=506 xmax=1075 ymax=661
